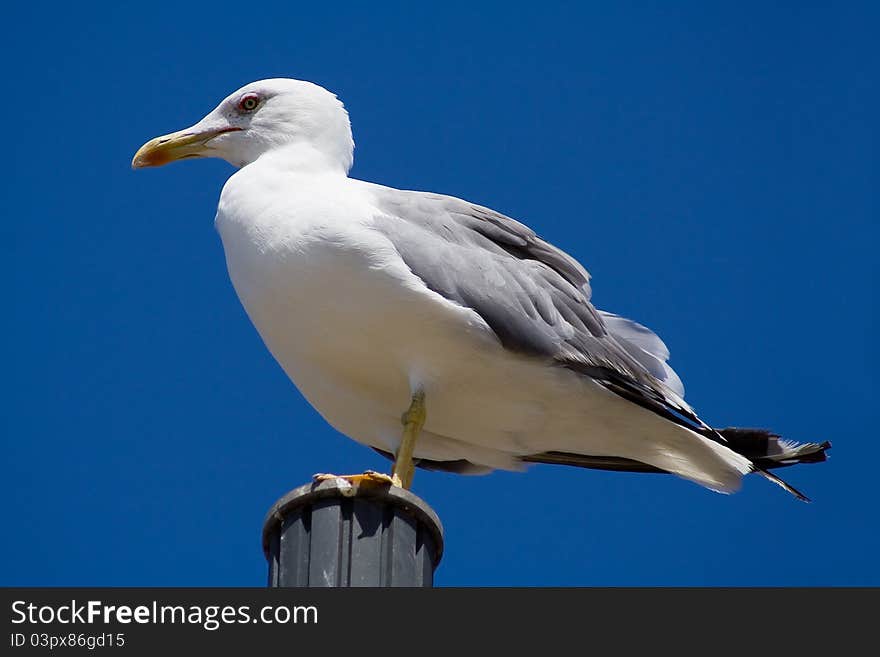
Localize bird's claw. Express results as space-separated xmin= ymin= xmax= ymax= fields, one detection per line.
xmin=312 ymin=470 xmax=403 ymax=488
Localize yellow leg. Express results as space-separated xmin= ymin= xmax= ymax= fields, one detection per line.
xmin=392 ymin=390 xmax=426 ymax=489
xmin=313 ymin=391 xmax=426 ymax=490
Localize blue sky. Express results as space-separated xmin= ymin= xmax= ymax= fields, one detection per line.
xmin=3 ymin=2 xmax=876 ymax=586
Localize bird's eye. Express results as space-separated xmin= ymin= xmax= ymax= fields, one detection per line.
xmin=238 ymin=94 xmax=260 ymax=112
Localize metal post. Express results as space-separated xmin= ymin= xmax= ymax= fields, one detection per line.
xmin=262 ymin=479 xmax=444 ymax=587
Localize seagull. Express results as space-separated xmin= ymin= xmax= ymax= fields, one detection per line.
xmin=132 ymin=78 xmax=829 ymax=499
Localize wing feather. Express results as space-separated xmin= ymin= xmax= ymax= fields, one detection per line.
xmin=372 ymin=189 xmax=701 ymax=430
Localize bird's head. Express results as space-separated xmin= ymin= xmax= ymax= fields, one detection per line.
xmin=132 ymin=78 xmax=354 ymax=172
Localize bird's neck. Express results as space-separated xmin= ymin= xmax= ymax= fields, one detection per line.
xmin=249 ymin=141 xmax=352 ymax=176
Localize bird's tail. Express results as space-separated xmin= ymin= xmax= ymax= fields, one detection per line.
xmin=522 ymin=427 xmax=830 ymax=501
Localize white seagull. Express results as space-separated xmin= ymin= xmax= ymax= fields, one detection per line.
xmin=133 ymin=78 xmax=829 ymax=499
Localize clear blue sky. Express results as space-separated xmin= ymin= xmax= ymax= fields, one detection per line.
xmin=3 ymin=2 xmax=876 ymax=586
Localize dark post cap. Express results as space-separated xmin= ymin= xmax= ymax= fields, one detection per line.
xmin=262 ymin=479 xmax=444 ymax=587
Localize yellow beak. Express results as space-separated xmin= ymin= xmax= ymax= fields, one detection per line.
xmin=131 ymin=126 xmax=241 ymax=169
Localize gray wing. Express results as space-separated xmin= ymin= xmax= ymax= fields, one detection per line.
xmin=372 ymin=189 xmax=703 ymax=430
xmin=598 ymin=311 xmax=685 ymax=398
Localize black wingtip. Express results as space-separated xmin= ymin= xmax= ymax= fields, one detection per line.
xmin=716 ymin=428 xmax=832 ymax=469
xmin=755 ymin=466 xmax=812 ymax=502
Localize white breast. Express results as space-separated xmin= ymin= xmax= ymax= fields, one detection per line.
xmin=214 ymin=164 xmax=505 ymax=454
